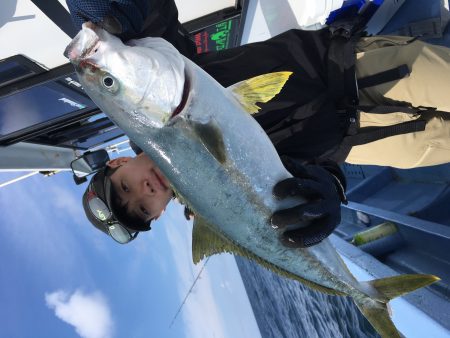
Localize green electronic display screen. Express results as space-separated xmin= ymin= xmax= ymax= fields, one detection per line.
xmin=192 ymin=16 xmax=241 ymax=54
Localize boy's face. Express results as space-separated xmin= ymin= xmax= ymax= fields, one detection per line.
xmin=108 ymin=153 xmax=173 ymax=223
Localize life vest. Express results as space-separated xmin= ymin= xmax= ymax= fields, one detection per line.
xmin=194 ymin=23 xmax=427 ymax=163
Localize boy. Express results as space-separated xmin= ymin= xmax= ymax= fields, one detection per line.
xmin=83 ymin=149 xmax=346 ymax=247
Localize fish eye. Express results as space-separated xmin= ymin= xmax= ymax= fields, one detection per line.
xmin=101 ymin=73 xmax=119 ymax=93
xmin=103 ymin=76 xmax=114 ymax=88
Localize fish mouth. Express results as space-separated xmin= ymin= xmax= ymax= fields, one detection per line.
xmin=64 ymin=22 xmax=101 ymax=63
xmin=169 ymin=74 xmax=190 ymax=120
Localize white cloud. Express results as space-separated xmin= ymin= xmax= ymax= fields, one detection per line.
xmin=45 ymin=290 xmax=114 ymax=338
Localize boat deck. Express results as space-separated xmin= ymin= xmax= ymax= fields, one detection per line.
xmin=335 ymin=162 xmax=450 ymax=331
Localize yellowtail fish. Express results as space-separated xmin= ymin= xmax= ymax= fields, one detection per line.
xmin=65 ymin=23 xmax=439 ymax=338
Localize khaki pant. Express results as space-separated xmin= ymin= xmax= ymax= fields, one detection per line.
xmin=345 ymin=36 xmax=450 ymax=168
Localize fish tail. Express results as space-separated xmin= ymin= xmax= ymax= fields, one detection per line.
xmin=354 ymin=274 xmax=440 ymax=338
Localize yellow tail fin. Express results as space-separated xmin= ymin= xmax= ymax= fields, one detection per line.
xmin=355 ymin=274 xmax=440 ymax=338
xmin=367 ymin=274 xmax=440 ymax=301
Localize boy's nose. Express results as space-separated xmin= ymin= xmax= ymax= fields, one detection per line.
xmin=143 ymin=180 xmax=156 ymax=195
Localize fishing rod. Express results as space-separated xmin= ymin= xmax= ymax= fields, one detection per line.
xmin=168 ymin=256 xmax=210 ymax=328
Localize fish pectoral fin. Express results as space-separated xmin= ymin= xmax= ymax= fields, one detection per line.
xmin=191 ymin=216 xmax=243 ymax=264
xmin=228 ymin=71 xmax=293 ymax=114
xmin=191 ymin=120 xmax=227 ymax=164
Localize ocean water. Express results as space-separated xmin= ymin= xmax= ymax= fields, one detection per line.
xmin=235 ymin=256 xmax=379 ymax=338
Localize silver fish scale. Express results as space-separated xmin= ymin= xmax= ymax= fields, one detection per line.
xmin=131 ymin=60 xmax=359 ymax=295
xmin=68 ymin=28 xmax=439 ymax=337
xmin=71 ymin=32 xmax=363 ymax=297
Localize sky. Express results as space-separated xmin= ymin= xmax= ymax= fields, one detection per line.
xmin=0 ymin=166 xmax=261 ymax=338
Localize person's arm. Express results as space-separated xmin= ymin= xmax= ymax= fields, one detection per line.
xmin=66 ymin=0 xmax=196 ymax=57
xmin=271 ymin=156 xmax=347 ymax=248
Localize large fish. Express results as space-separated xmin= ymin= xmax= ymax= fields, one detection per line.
xmin=65 ymin=23 xmax=439 ymax=338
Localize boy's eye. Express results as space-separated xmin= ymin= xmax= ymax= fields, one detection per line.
xmin=121 ymin=182 xmax=129 ymax=193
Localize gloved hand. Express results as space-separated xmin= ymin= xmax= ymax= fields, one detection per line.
xmin=66 ymin=0 xmax=150 ymax=40
xmin=271 ymin=156 xmax=347 ymax=248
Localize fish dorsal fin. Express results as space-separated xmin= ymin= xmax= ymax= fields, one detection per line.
xmin=228 ymin=71 xmax=293 ymax=114
xmin=191 ymin=216 xmax=345 ymax=296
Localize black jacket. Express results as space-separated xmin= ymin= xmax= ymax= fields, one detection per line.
xmin=133 ymin=1 xmax=348 ymax=163
xmin=193 ymin=29 xmax=346 ymax=162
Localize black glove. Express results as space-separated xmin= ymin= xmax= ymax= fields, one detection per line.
xmin=271 ymin=156 xmax=347 ymax=248
xmin=67 ymin=0 xmax=150 ymax=39
xmin=67 ymin=0 xmax=196 ymax=57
